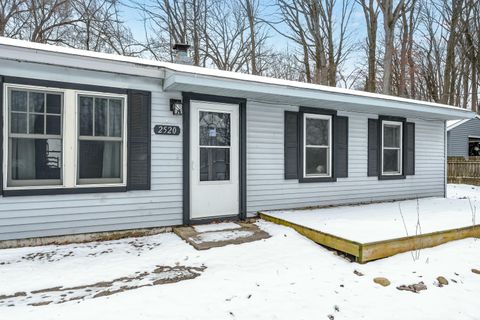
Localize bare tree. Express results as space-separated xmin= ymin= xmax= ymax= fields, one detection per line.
xmin=204 ymin=0 xmax=250 ymax=71
xmin=377 ymin=0 xmax=409 ymax=94
xmin=357 ymin=0 xmax=379 ymax=92
xmin=0 ymin=0 xmax=27 ymax=37
xmin=440 ymin=0 xmax=463 ymax=105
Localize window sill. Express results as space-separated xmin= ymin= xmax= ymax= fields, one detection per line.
xmin=2 ymin=186 xmax=127 ymax=197
xmin=378 ymin=174 xmax=406 ymax=180
xmin=299 ymin=176 xmax=337 ymax=183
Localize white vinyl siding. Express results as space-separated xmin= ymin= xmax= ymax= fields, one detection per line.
xmin=246 ymin=101 xmax=445 ymax=214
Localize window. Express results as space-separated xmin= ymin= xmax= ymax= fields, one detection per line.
xmin=7 ymin=88 xmax=63 ymax=187
xmin=303 ymin=113 xmax=332 ymax=178
xmin=382 ymin=121 xmax=402 ymax=175
xmin=199 ymin=111 xmax=230 ymax=181
xmin=3 ymin=84 xmax=127 ymax=190
xmin=468 ymin=137 xmax=480 ymax=156
xmin=78 ymin=95 xmax=125 ymax=184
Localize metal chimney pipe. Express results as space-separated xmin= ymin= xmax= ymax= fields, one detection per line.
xmin=172 ymin=43 xmax=192 ymax=65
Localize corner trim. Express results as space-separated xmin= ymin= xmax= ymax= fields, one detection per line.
xmin=182 ymin=92 xmax=247 ymax=225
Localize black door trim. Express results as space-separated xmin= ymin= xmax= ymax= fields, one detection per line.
xmin=182 ymin=92 xmax=247 ymax=225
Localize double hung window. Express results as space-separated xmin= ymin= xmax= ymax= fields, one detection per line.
xmin=303 ymin=113 xmax=332 ymax=178
xmin=381 ymin=121 xmax=402 ymax=175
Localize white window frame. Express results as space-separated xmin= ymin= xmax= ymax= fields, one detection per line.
xmin=381 ymin=120 xmax=403 ymax=176
xmin=3 ymin=84 xmax=65 ymax=188
xmin=2 ymin=83 xmax=128 ymax=190
xmin=303 ymin=113 xmax=332 ymax=178
xmin=75 ymin=91 xmax=128 ymax=187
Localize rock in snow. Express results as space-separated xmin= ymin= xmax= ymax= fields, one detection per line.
xmin=437 ymin=276 xmax=449 ymax=286
xmin=354 ymin=270 xmax=364 ymax=277
xmin=397 ymin=282 xmax=427 ymax=293
xmin=373 ymin=277 xmax=391 ymax=287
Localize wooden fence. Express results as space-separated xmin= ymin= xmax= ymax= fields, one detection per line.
xmin=448 ymin=156 xmax=480 ymax=185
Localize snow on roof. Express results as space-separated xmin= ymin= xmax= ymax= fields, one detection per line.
xmin=0 ymin=36 xmax=474 ymax=118
xmin=447 ymin=115 xmax=480 ymax=131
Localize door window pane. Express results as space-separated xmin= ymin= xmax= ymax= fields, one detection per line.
xmin=305 ymin=147 xmax=328 ymax=175
xmin=200 ymin=148 xmax=230 ymax=181
xmin=11 ymin=138 xmax=62 ymax=180
xmin=306 ymin=118 xmax=329 ymax=146
xmin=79 ymin=96 xmax=93 ymax=136
xmin=79 ymin=141 xmax=122 ymax=179
xmin=199 ymin=111 xmax=230 ymax=146
xmin=383 ymin=149 xmax=400 ymax=173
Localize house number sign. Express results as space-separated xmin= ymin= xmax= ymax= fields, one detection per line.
xmin=154 ymin=125 xmax=181 ymax=135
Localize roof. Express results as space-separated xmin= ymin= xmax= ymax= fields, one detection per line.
xmin=0 ymin=36 xmax=475 ymax=121
xmin=447 ymin=115 xmax=480 ymax=131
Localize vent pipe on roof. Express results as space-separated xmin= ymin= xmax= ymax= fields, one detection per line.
xmin=172 ymin=43 xmax=192 ymax=65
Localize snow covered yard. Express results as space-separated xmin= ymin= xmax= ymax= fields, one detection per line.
xmin=0 ymin=184 xmax=479 ymax=319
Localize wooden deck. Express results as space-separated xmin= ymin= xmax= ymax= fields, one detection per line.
xmin=260 ymin=212 xmax=480 ymax=263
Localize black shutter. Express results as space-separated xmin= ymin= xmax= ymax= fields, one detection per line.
xmin=405 ymin=122 xmax=415 ymax=175
xmin=284 ymin=111 xmax=299 ymax=179
xmin=334 ymin=116 xmax=348 ymax=178
xmin=368 ymin=118 xmax=378 ymax=176
xmin=127 ymin=90 xmax=151 ymax=190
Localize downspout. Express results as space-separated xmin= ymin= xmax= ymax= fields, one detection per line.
xmin=444 ymin=120 xmax=447 ymax=198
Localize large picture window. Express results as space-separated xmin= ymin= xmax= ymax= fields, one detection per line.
xmin=382 ymin=121 xmax=403 ymax=175
xmin=303 ymin=113 xmax=332 ymax=178
xmin=78 ymin=95 xmax=125 ymax=184
xmin=3 ymin=84 xmax=127 ymax=190
xmin=7 ymin=88 xmax=63 ymax=187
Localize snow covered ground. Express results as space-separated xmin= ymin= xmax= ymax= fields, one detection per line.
xmin=0 ymin=184 xmax=479 ymax=319
xmin=264 ymin=184 xmax=480 ymax=243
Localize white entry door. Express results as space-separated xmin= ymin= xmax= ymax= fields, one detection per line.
xmin=190 ymin=101 xmax=239 ymax=219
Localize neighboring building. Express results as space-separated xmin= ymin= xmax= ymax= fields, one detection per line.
xmin=0 ymin=37 xmax=474 ymax=244
xmin=447 ymin=116 xmax=480 ymax=157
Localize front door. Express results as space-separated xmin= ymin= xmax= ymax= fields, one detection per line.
xmin=190 ymin=101 xmax=239 ymax=219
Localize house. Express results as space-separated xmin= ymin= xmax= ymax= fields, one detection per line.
xmin=447 ymin=115 xmax=480 ymax=157
xmin=0 ymin=37 xmax=474 ymax=246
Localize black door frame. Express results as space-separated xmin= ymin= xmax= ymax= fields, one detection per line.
xmin=182 ymin=92 xmax=247 ymax=225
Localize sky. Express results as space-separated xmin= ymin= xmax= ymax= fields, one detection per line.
xmin=119 ymin=0 xmax=369 ymax=85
